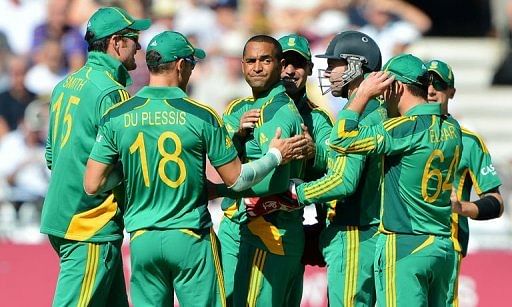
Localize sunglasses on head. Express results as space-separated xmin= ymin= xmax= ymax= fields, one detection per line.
xmin=121 ymin=32 xmax=140 ymax=45
xmin=429 ymin=73 xmax=449 ymax=91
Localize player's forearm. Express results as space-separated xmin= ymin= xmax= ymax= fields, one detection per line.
xmin=229 ymin=148 xmax=282 ymax=192
xmin=297 ymin=156 xmax=359 ymax=205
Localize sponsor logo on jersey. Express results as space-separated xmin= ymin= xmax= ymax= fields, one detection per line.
xmin=481 ymin=164 xmax=496 ymax=176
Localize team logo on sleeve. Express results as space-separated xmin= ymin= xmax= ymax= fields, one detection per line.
xmin=259 ymin=132 xmax=268 ymax=145
xmin=225 ymin=136 xmax=233 ymax=148
xmin=96 ymin=134 xmax=103 ymax=143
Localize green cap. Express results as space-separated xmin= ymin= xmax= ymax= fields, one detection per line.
xmin=425 ymin=60 xmax=455 ymax=88
xmin=87 ymin=7 xmax=151 ymax=41
xmin=278 ymin=34 xmax=311 ymax=61
xmin=146 ymin=31 xmax=206 ymax=66
xmin=383 ymin=54 xmax=428 ymax=86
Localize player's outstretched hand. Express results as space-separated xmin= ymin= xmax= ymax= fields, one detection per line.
xmin=238 ymin=109 xmax=260 ymax=138
xmin=269 ymin=127 xmax=307 ymax=164
xmin=301 ymin=124 xmax=316 ymax=160
xmin=245 ymin=179 xmax=304 ymax=217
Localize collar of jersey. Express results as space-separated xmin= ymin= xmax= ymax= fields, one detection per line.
xmin=136 ymin=86 xmax=187 ymax=99
xmin=86 ymin=51 xmax=132 ymax=87
xmin=254 ymin=82 xmax=286 ymax=104
xmin=404 ymin=102 xmax=442 ymax=116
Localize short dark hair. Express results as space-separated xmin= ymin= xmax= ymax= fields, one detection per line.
xmin=146 ymin=50 xmax=176 ymax=73
xmin=243 ymin=35 xmax=283 ymax=60
xmin=85 ymin=28 xmax=135 ymax=52
xmin=405 ymin=83 xmax=428 ymax=99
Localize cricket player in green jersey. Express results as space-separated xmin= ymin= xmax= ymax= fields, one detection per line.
xmin=83 ymin=31 xmax=306 ymax=307
xmin=40 ymin=7 xmax=150 ymax=307
xmin=212 ymin=35 xmax=305 ymax=307
xmin=293 ymin=30 xmax=386 ymax=307
xmin=425 ymin=59 xmax=504 ymax=306
xmin=217 ymin=34 xmax=331 ymax=306
xmin=330 ymin=54 xmax=463 ymax=307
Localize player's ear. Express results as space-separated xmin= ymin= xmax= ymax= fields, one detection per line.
xmin=307 ymin=61 xmax=314 ymax=76
xmin=449 ymin=87 xmax=456 ymax=99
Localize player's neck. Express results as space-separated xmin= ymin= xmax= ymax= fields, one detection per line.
xmin=398 ymin=94 xmax=427 ymax=115
xmin=149 ymin=73 xmax=179 ymax=88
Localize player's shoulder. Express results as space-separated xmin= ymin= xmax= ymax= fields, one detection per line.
xmin=224 ymin=96 xmax=254 ymax=115
xmin=83 ymin=65 xmax=127 ymax=94
xmin=461 ymin=126 xmax=489 ymax=153
xmin=307 ymin=99 xmax=335 ymax=126
xmin=359 ymin=97 xmax=386 ymax=125
xmin=176 ymin=96 xmax=223 ymax=127
xmin=101 ymin=96 xmax=146 ymax=123
xmin=382 ymin=115 xmax=424 ymax=138
xmin=261 ymin=91 xmax=296 ymax=119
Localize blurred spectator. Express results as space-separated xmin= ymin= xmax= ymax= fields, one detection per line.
xmin=25 ymin=39 xmax=67 ymax=97
xmin=0 ymin=31 xmax=12 ymax=92
xmin=139 ymin=0 xmax=176 ymax=50
xmin=492 ymin=0 xmax=512 ymax=85
xmin=31 ymin=0 xmax=87 ymax=72
xmin=193 ymin=32 xmax=251 ymax=112
xmin=267 ymin=0 xmax=319 ymax=37
xmin=174 ymin=0 xmax=219 ymax=51
xmin=359 ymin=0 xmax=431 ymax=62
xmin=0 ymin=0 xmax=46 ymax=56
xmin=0 ymin=55 xmax=36 ymax=138
xmin=242 ymin=0 xmax=271 ymax=34
xmin=0 ymin=100 xmax=49 ymax=241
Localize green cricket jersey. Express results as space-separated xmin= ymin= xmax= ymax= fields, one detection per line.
xmin=297 ymin=98 xmax=387 ymax=226
xmin=234 ymin=83 xmax=305 ymax=256
xmin=220 ymin=96 xmax=255 ymax=222
xmin=295 ymin=93 xmax=334 ymax=182
xmin=452 ymin=126 xmax=502 ymax=256
xmin=89 ymin=86 xmax=238 ymax=233
xmin=41 ymin=52 xmax=132 ymax=242
xmin=330 ymin=103 xmax=462 ymax=236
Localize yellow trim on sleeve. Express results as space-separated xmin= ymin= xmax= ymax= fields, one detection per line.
xmin=384 ymin=117 xmax=412 ymax=132
xmin=337 ymin=119 xmax=359 ymax=138
xmin=304 ymin=155 xmax=346 ymax=199
xmin=468 ymin=169 xmax=482 ymax=195
xmin=462 ymin=127 xmax=489 ymax=153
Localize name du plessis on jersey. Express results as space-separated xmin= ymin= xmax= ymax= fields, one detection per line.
xmin=124 ymin=110 xmax=187 ymax=127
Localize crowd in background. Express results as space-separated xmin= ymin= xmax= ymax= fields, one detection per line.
xmin=0 ymin=0 xmax=510 ymax=245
